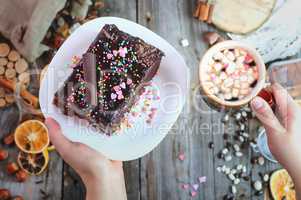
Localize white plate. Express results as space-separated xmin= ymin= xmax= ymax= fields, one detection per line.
xmin=39 ymin=17 xmax=189 ymax=161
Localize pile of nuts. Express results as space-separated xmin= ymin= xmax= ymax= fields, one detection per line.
xmin=203 ymin=48 xmax=259 ymax=101
xmin=0 ymin=43 xmax=30 ymax=108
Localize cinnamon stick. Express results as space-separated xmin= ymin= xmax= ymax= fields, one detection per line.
xmin=206 ymin=4 xmax=215 ymax=24
xmin=0 ymin=78 xmax=39 ymax=108
xmin=198 ymin=2 xmax=210 ymax=21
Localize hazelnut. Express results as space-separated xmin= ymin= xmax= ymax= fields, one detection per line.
xmin=0 ymin=149 xmax=8 ymax=161
xmin=6 ymin=162 xmax=19 ymax=175
xmin=3 ymin=133 xmax=14 ymax=145
xmin=203 ymin=32 xmax=221 ymax=46
xmin=16 ymin=170 xmax=28 ymax=182
xmin=0 ymin=188 xmax=11 ymax=200
xmin=12 ymin=196 xmax=23 ymax=200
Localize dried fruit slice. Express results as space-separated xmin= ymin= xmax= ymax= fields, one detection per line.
xmin=17 ymin=150 xmax=49 ymax=175
xmin=270 ymin=169 xmax=296 ymax=200
xmin=47 ymin=143 xmax=55 ymax=152
xmin=0 ymin=43 xmax=10 ymax=57
xmin=14 ymin=120 xmax=49 ymax=154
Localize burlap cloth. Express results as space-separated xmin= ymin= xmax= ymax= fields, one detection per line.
xmin=0 ymin=0 xmax=91 ymax=62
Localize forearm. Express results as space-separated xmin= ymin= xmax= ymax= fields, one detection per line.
xmin=84 ymin=169 xmax=127 ymax=200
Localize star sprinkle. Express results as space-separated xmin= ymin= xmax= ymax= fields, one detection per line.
xmin=192 ymin=184 xmax=199 ymax=191
xmin=198 ymin=176 xmax=207 ymax=183
xmin=111 ymin=93 xmax=117 ymax=100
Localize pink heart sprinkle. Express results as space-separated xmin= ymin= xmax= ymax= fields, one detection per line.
xmin=113 ymin=50 xmax=118 ymax=56
xmin=111 ymin=93 xmax=117 ymax=100
xmin=117 ymin=94 xmax=124 ymax=100
xmin=126 ymin=79 xmax=133 ymax=85
xmin=120 ymin=82 xmax=126 ymax=89
xmin=178 ymin=153 xmax=185 ymax=161
xmin=198 ymin=176 xmax=207 ymax=183
xmin=119 ymin=47 xmax=127 ymax=57
xmin=192 ymin=184 xmax=199 ymax=191
xmin=113 ymin=85 xmax=121 ymax=92
xmin=182 ymin=184 xmax=189 ymax=190
xmin=106 ymin=53 xmax=113 ymax=59
xmin=190 ymin=191 xmax=197 ymax=197
xmin=116 ymin=90 xmax=122 ymax=95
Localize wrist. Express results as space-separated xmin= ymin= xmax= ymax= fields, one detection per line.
xmin=83 ymin=166 xmax=127 ymax=200
xmin=81 ymin=164 xmax=124 ymax=186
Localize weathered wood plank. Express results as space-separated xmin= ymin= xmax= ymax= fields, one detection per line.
xmin=0 ymin=35 xmax=63 ymax=200
xmin=138 ymin=0 xmax=215 ymax=199
xmin=62 ymin=1 xmax=140 ymax=200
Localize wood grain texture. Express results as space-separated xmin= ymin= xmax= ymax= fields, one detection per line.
xmin=138 ymin=0 xmax=216 ymax=199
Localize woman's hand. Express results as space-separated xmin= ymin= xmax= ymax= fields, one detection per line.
xmin=251 ymin=83 xmax=301 ymax=199
xmin=45 ymin=118 xmax=127 ymax=200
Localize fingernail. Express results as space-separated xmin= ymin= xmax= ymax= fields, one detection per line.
xmin=252 ymin=97 xmax=264 ymax=110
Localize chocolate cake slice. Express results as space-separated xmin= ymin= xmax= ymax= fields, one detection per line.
xmin=53 ymin=24 xmax=164 ymax=134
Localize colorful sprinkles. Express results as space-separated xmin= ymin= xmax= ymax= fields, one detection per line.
xmin=118 ymin=82 xmax=160 ymax=132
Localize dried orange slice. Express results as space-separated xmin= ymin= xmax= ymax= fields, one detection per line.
xmin=47 ymin=144 xmax=55 ymax=152
xmin=14 ymin=120 xmax=49 ymax=154
xmin=270 ymin=169 xmax=296 ymax=200
xmin=17 ymin=150 xmax=49 ymax=175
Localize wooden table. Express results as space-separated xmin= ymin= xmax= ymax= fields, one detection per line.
xmin=1 ymin=0 xmax=295 ymax=199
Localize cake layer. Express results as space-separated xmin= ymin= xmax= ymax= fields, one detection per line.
xmin=53 ymin=24 xmax=164 ymax=134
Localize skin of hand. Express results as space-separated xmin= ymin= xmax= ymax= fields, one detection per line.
xmin=45 ymin=117 xmax=127 ymax=200
xmin=251 ymin=83 xmax=301 ymax=199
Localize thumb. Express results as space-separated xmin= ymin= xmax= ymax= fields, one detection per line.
xmin=251 ymin=97 xmax=285 ymax=136
xmin=45 ymin=117 xmax=74 ymax=158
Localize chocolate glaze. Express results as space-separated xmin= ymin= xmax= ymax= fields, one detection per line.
xmin=53 ymin=24 xmax=164 ymax=134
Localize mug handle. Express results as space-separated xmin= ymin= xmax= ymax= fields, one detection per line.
xmin=257 ymin=88 xmax=275 ymax=110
